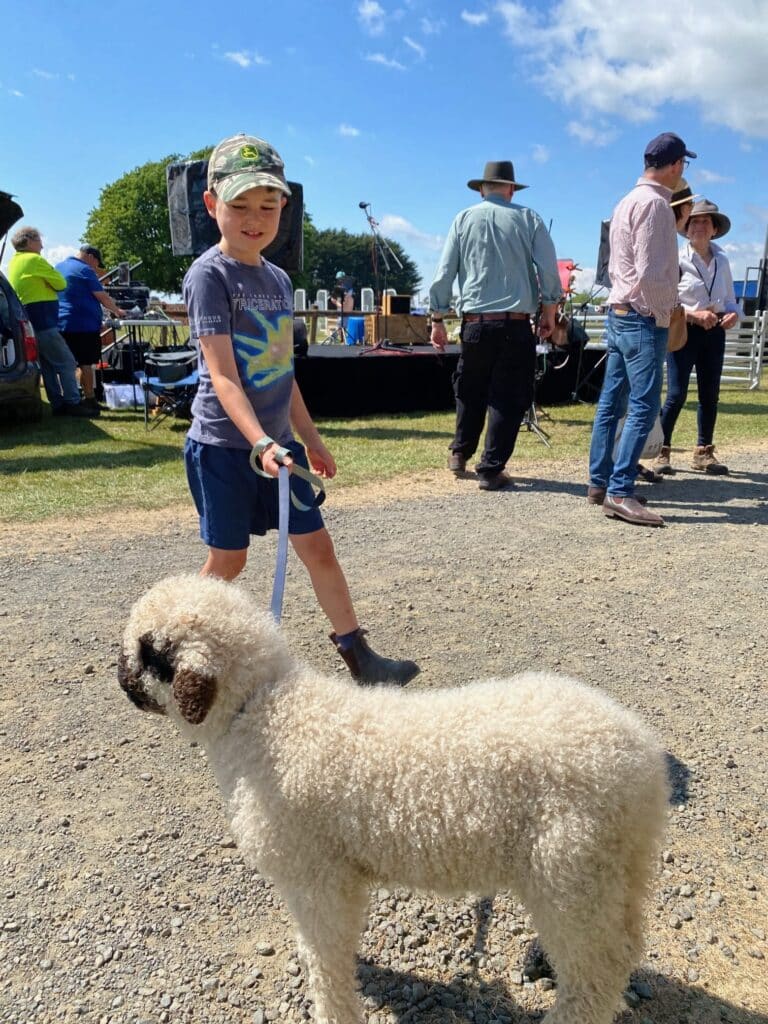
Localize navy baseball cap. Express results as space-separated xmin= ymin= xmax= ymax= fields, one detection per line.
xmin=644 ymin=133 xmax=697 ymax=167
xmin=80 ymin=244 xmax=105 ymax=266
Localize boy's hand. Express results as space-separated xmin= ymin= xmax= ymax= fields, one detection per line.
xmin=307 ymin=443 xmax=337 ymax=479
xmin=261 ymin=444 xmax=294 ymax=478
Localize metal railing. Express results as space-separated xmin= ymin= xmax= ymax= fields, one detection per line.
xmin=573 ymin=312 xmax=766 ymax=389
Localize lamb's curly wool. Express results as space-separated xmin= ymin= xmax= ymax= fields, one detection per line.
xmin=119 ymin=574 xmax=669 ymax=1024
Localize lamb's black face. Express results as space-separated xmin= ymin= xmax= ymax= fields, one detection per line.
xmin=117 ymin=632 xmax=175 ymax=715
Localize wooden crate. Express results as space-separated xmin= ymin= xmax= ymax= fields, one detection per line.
xmin=365 ymin=314 xmax=430 ymax=346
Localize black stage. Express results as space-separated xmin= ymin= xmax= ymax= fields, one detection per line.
xmin=294 ymin=344 xmax=606 ymax=418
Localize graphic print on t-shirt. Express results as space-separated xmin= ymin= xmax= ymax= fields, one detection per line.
xmin=233 ymin=308 xmax=294 ymax=390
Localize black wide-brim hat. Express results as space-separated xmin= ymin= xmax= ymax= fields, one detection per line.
xmin=468 ymin=160 xmax=528 ymax=191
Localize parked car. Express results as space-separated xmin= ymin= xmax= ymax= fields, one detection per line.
xmin=0 ymin=190 xmax=42 ymax=422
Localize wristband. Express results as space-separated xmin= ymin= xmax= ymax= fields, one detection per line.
xmin=252 ymin=436 xmax=276 ymax=458
xmin=249 ymin=437 xmax=293 ymax=476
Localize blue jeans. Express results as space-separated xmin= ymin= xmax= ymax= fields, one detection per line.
xmin=589 ymin=310 xmax=668 ymax=496
xmin=660 ymin=323 xmax=725 ymax=446
xmin=35 ymin=327 xmax=81 ymax=408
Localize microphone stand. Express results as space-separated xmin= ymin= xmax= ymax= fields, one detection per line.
xmin=359 ymin=203 xmax=403 ymax=348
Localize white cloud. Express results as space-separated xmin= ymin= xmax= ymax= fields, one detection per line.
xmin=566 ymin=120 xmax=616 ymax=148
xmin=696 ymin=169 xmax=735 ymax=185
xmin=9 ymin=89 xmax=24 ymax=98
xmin=42 ymin=243 xmax=78 ymax=266
xmin=304 ymin=155 xmax=316 ymax=166
xmin=404 ymin=35 xmax=426 ymax=59
xmin=223 ymin=50 xmax=269 ymax=68
xmin=532 ymin=143 xmax=550 ymax=163
xmin=358 ymin=0 xmax=386 ymax=35
xmin=338 ymin=123 xmax=361 ymax=137
xmin=365 ymin=52 xmax=406 ymax=70
xmin=32 ymin=68 xmax=57 ymax=80
xmin=461 ymin=10 xmax=489 ymax=25
xmin=496 ymin=0 xmax=768 ymax=138
xmin=720 ymin=239 xmax=765 ymax=280
xmin=378 ymin=214 xmax=444 ymax=252
xmin=420 ymin=16 xmax=444 ymax=34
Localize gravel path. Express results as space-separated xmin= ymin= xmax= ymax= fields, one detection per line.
xmin=1 ymin=451 xmax=767 ymax=1024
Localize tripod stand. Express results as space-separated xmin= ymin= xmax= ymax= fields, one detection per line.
xmin=359 ymin=201 xmax=402 ymax=345
xmin=325 ymin=294 xmax=349 ymax=345
xmin=521 ymin=345 xmax=552 ymax=446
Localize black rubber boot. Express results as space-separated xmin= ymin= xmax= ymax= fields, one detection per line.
xmin=330 ymin=629 xmax=420 ymax=687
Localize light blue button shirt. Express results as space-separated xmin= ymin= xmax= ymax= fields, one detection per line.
xmin=429 ymin=194 xmax=561 ymax=316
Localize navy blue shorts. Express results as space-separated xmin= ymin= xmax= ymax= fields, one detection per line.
xmin=184 ymin=438 xmax=325 ymax=550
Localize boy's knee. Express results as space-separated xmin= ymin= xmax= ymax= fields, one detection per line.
xmin=292 ymin=529 xmax=337 ymax=567
xmin=203 ymin=547 xmax=248 ymax=581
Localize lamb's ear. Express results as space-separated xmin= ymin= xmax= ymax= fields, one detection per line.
xmin=172 ymin=667 xmax=217 ymax=725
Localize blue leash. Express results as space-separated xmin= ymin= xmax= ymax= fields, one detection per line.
xmin=249 ymin=443 xmax=325 ymax=623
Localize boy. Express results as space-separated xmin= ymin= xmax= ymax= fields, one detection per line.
xmin=183 ymin=133 xmax=418 ymax=686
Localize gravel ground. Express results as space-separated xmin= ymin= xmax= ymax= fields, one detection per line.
xmin=1 ymin=450 xmax=767 ymax=1024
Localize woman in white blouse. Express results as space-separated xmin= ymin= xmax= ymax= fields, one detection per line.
xmin=655 ymin=200 xmax=741 ymax=475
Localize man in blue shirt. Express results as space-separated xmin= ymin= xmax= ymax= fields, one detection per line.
xmin=57 ymin=245 xmax=125 ymax=413
xmin=429 ymin=161 xmax=561 ymax=491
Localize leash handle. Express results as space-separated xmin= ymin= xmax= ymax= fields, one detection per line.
xmin=249 ymin=439 xmax=326 ymax=512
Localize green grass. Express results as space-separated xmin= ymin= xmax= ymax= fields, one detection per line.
xmin=1 ymin=385 xmax=766 ymax=524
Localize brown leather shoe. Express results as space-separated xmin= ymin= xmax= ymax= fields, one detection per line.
xmin=588 ymin=487 xmax=647 ymax=506
xmin=478 ymin=471 xmax=514 ymax=492
xmin=603 ymin=494 xmax=664 ymax=527
xmin=447 ymin=452 xmax=467 ymax=474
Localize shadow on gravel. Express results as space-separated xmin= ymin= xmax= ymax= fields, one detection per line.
xmin=666 ymin=751 xmax=691 ymax=805
xmin=521 ymin=470 xmax=768 ymax=527
xmin=358 ymin=961 xmax=768 ymax=1023
xmin=654 ymin=471 xmax=768 ymax=526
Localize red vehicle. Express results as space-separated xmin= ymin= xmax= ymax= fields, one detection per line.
xmin=0 ymin=190 xmax=42 ymax=422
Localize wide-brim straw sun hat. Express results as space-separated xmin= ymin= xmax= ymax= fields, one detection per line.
xmin=670 ymin=177 xmax=700 ymax=208
xmin=468 ymin=160 xmax=528 ymax=191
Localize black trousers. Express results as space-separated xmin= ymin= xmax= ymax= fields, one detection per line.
xmin=660 ymin=323 xmax=726 ymax=446
xmin=451 ymin=319 xmax=536 ymax=477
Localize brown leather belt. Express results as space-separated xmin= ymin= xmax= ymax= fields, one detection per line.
xmin=462 ymin=311 xmax=530 ymax=322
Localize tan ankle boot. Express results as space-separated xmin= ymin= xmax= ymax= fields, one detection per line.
xmin=653 ymin=445 xmax=673 ymax=475
xmin=691 ymin=445 xmax=729 ymax=475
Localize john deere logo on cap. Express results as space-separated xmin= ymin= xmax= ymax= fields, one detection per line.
xmin=240 ymin=144 xmax=260 ymax=161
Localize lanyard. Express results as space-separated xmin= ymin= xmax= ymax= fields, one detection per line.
xmin=693 ymin=253 xmax=718 ymax=301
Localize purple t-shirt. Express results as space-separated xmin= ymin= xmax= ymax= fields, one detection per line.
xmin=183 ymin=246 xmax=294 ymax=449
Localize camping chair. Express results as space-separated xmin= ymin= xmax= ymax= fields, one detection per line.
xmin=138 ymin=345 xmax=199 ymax=430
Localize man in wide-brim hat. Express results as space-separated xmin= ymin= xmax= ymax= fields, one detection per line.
xmin=429 ymin=159 xmax=560 ymax=492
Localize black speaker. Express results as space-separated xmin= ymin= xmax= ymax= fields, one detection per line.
xmin=383 ymin=294 xmax=411 ymax=315
xmin=595 ymin=219 xmax=611 ymax=290
xmin=166 ymin=160 xmax=304 ymax=273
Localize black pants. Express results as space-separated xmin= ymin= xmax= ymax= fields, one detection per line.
xmin=660 ymin=323 xmax=726 ymax=446
xmin=451 ymin=319 xmax=536 ymax=477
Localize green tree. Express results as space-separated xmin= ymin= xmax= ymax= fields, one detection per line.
xmin=84 ymin=148 xmax=212 ymax=294
xmin=303 ymin=228 xmax=420 ymax=295
xmin=85 ymin=152 xmax=420 ymax=295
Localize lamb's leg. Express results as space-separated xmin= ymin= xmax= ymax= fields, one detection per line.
xmin=525 ymin=852 xmax=648 ymax=1024
xmin=286 ymin=872 xmax=369 ymax=1024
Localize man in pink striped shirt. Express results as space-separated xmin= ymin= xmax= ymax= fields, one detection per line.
xmin=588 ymin=132 xmax=696 ymax=527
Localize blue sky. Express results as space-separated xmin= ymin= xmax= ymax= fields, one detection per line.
xmin=2 ymin=0 xmax=766 ymax=300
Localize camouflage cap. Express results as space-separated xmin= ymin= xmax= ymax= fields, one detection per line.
xmin=207 ymin=134 xmax=291 ymax=201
